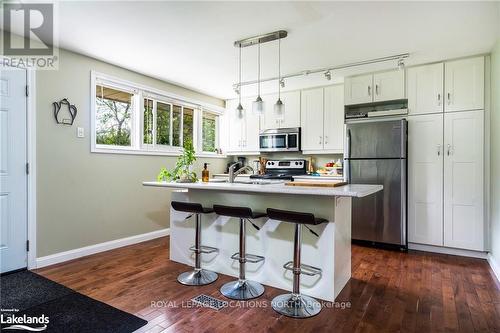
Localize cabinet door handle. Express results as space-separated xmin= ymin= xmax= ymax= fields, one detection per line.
xmin=437 ymin=144 xmax=441 ymax=156
xmin=447 ymin=144 xmax=451 ymax=156
xmin=325 ymin=136 xmax=328 ymax=144
xmin=368 ymin=86 xmax=371 ymax=96
xmin=447 ymin=93 xmax=451 ymax=105
xmin=319 ymin=136 xmax=323 ymax=145
xmin=437 ymin=93 xmax=441 ymax=106
xmin=375 ymin=84 xmax=379 ymax=95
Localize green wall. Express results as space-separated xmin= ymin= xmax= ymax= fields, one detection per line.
xmin=36 ymin=49 xmax=228 ymax=257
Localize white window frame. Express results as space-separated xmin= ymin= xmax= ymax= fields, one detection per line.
xmin=200 ymin=108 xmax=221 ymax=154
xmin=90 ymin=71 xmax=226 ymax=158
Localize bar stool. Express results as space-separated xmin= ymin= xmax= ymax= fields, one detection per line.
xmin=213 ymin=204 xmax=266 ymax=300
xmin=171 ymin=201 xmax=218 ymax=286
xmin=266 ymin=208 xmax=327 ymax=318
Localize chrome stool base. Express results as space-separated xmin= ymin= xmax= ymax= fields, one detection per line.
xmin=271 ymin=293 xmax=322 ymax=318
xmin=220 ymin=280 xmax=265 ymax=300
xmin=177 ymin=269 xmax=218 ymax=286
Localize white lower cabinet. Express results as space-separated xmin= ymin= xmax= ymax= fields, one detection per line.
xmin=408 ymin=110 xmax=484 ymax=251
xmin=443 ymin=110 xmax=484 ymax=250
xmin=408 ymin=114 xmax=444 ymax=246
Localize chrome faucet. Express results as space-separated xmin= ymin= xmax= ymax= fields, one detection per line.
xmin=228 ymin=163 xmax=254 ymax=183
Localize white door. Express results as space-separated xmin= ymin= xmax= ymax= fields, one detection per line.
xmin=323 ymin=85 xmax=344 ymax=152
xmin=408 ymin=114 xmax=444 ymax=246
xmin=444 ymin=57 xmax=484 ymax=112
xmin=1 ymin=67 xmax=28 ymax=273
xmin=407 ymin=63 xmax=444 ymax=115
xmin=279 ymin=91 xmax=301 ymax=129
xmin=373 ymin=70 xmax=405 ymax=102
xmin=444 ymin=110 xmax=484 ymax=250
xmin=344 ymin=74 xmax=373 ymax=105
xmin=300 ymin=88 xmax=324 ymax=151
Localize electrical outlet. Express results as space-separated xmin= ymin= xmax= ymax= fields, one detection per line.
xmin=77 ymin=127 xmax=84 ymax=138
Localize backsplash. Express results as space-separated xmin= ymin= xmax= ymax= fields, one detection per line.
xmin=227 ymin=152 xmax=344 ymax=172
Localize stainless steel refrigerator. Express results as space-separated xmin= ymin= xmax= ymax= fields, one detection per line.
xmin=344 ymin=118 xmax=407 ymax=248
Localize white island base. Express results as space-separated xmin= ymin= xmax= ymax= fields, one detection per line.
xmin=168 ymin=189 xmax=352 ymax=302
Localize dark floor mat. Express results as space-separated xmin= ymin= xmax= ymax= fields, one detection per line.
xmin=1 ymin=270 xmax=74 ymax=311
xmin=19 ymin=293 xmax=147 ymax=333
xmin=1 ymin=271 xmax=147 ymax=333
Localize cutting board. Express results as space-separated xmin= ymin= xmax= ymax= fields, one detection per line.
xmin=285 ymin=181 xmax=348 ymax=187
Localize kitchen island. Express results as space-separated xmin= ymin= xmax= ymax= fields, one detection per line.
xmin=143 ymin=181 xmax=382 ymax=302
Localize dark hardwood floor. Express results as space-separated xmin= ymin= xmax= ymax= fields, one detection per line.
xmin=35 ymin=237 xmax=500 ymax=332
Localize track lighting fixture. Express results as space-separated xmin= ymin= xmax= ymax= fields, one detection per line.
xmin=324 ymin=70 xmax=332 ymax=81
xmin=397 ymin=58 xmax=405 ymax=71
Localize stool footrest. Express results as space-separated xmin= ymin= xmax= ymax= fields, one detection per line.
xmin=283 ymin=261 xmax=322 ymax=276
xmin=231 ymin=252 xmax=265 ymax=263
xmin=189 ymin=245 xmax=218 ymax=254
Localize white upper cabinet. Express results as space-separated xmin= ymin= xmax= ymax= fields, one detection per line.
xmin=301 ymin=87 xmax=324 ymax=151
xmin=344 ymin=70 xmax=405 ymax=105
xmin=344 ymin=74 xmax=373 ymax=105
xmin=242 ymin=98 xmax=260 ymax=152
xmin=224 ymin=97 xmax=260 ymax=154
xmin=408 ymin=114 xmax=444 ymax=246
xmin=261 ymin=91 xmax=300 ymax=130
xmin=323 ymin=85 xmax=344 ymax=152
xmin=444 ymin=57 xmax=484 ymax=112
xmin=407 ymin=63 xmax=444 ymax=115
xmin=373 ymin=70 xmax=405 ymax=102
xmin=443 ymin=110 xmax=484 ymax=251
xmin=301 ymin=85 xmax=344 ymax=153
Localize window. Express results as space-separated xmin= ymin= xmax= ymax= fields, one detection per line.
xmin=202 ymin=111 xmax=218 ymax=152
xmin=95 ymin=85 xmax=135 ymax=147
xmin=91 ymin=72 xmax=223 ymax=157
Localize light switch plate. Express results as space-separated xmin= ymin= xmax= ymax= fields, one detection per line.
xmin=77 ymin=127 xmax=84 ymax=138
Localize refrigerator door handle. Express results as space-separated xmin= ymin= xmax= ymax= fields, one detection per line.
xmin=400 ymin=119 xmax=407 ymax=158
xmin=400 ymin=158 xmax=407 ymax=246
xmin=345 ymin=128 xmax=352 ymax=183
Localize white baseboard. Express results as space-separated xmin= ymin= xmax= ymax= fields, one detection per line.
xmin=487 ymin=253 xmax=500 ymax=283
xmin=36 ymin=228 xmax=170 ymax=269
xmin=408 ymin=242 xmax=488 ymax=259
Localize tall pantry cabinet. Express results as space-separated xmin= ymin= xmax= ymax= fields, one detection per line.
xmin=407 ymin=56 xmax=485 ymax=251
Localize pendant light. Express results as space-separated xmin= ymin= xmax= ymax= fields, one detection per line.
xmin=236 ymin=46 xmax=244 ymax=119
xmin=274 ymin=37 xmax=285 ymax=120
xmin=252 ymin=42 xmax=264 ymax=115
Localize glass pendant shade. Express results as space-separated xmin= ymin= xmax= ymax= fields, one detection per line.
xmin=236 ymin=103 xmax=244 ymax=119
xmin=252 ymin=96 xmax=264 ymax=115
xmin=274 ymin=98 xmax=285 ymax=120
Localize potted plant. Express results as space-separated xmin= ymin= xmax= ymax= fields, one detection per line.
xmin=157 ymin=140 xmax=198 ymax=183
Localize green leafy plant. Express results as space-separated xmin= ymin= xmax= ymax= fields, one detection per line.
xmin=157 ymin=140 xmax=197 ymax=182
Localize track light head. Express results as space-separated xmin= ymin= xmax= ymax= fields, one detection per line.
xmin=324 ymin=70 xmax=332 ymax=81
xmin=397 ymin=58 xmax=405 ymax=71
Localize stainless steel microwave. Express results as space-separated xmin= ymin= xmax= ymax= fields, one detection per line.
xmin=259 ymin=127 xmax=300 ymax=152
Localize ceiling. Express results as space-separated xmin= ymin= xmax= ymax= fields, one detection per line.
xmin=42 ymin=2 xmax=500 ymax=99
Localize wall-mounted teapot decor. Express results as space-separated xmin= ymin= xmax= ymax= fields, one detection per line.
xmin=53 ymin=98 xmax=77 ymax=125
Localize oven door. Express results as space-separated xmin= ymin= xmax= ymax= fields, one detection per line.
xmin=259 ymin=134 xmax=287 ymax=152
